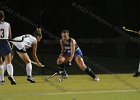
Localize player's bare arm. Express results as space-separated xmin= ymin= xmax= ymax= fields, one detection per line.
xmin=69 ymin=38 xmax=75 ymax=62
xmin=60 ymin=39 xmax=64 ymax=56
xmin=32 ymin=40 xmax=44 ymax=67
xmin=8 ymin=24 xmax=12 ymax=39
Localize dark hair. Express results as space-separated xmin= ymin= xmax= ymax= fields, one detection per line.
xmin=61 ymin=30 xmax=69 ymax=33
xmin=0 ymin=10 xmax=5 ymax=21
xmin=33 ymin=28 xmax=42 ymax=37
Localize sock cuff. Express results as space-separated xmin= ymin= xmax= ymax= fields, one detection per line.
xmin=26 ymin=63 xmax=32 ymax=67
xmin=84 ymin=67 xmax=90 ymax=71
xmin=0 ymin=65 xmax=3 ymax=69
xmin=7 ymin=63 xmax=12 ymax=67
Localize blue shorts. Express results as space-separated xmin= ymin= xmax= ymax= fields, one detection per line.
xmin=0 ymin=39 xmax=11 ymax=56
xmin=64 ymin=48 xmax=83 ymax=58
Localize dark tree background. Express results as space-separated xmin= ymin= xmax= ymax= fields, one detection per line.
xmin=1 ymin=0 xmax=140 ymax=39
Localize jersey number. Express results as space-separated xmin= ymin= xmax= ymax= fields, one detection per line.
xmin=0 ymin=29 xmax=4 ymax=38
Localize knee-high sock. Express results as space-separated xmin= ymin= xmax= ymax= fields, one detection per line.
xmin=85 ymin=67 xmax=96 ymax=78
xmin=57 ymin=63 xmax=65 ymax=74
xmin=26 ymin=63 xmax=32 ymax=77
xmin=3 ymin=61 xmax=7 ymax=72
xmin=0 ymin=65 xmax=4 ymax=81
xmin=7 ymin=63 xmax=13 ymax=77
xmin=138 ymin=62 xmax=140 ymax=72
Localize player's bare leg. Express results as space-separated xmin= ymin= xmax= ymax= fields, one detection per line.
xmin=75 ymin=56 xmax=99 ymax=81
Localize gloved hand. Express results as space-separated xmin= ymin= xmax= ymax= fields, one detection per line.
xmin=66 ymin=61 xmax=71 ymax=67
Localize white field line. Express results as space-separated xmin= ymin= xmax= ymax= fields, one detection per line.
xmin=0 ymin=89 xmax=139 ymax=97
xmin=45 ymin=89 xmax=140 ymax=95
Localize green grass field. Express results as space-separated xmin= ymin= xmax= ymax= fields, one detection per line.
xmin=0 ymin=74 xmax=140 ymax=100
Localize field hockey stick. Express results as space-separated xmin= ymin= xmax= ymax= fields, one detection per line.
xmin=31 ymin=61 xmax=58 ymax=72
xmin=31 ymin=61 xmax=46 ymax=75
xmin=31 ymin=61 xmax=58 ymax=81
xmin=122 ymin=26 xmax=138 ymax=33
xmin=31 ymin=61 xmax=43 ymax=67
xmin=9 ymin=37 xmax=24 ymax=42
xmin=45 ymin=72 xmax=58 ymax=81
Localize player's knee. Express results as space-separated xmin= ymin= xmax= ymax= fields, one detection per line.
xmin=58 ymin=61 xmax=64 ymax=64
xmin=4 ymin=60 xmax=11 ymax=65
xmin=78 ymin=64 xmax=87 ymax=71
xmin=57 ymin=57 xmax=65 ymax=64
xmin=24 ymin=59 xmax=31 ymax=64
xmin=81 ymin=67 xmax=87 ymax=71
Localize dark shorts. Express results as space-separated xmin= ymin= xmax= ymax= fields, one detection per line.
xmin=13 ymin=45 xmax=26 ymax=53
xmin=0 ymin=39 xmax=11 ymax=56
xmin=64 ymin=48 xmax=83 ymax=58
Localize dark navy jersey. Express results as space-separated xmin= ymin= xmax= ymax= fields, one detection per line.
xmin=62 ymin=38 xmax=79 ymax=51
xmin=62 ymin=38 xmax=83 ymax=58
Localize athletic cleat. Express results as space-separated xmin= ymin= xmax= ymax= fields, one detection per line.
xmin=59 ymin=75 xmax=64 ymax=82
xmin=0 ymin=80 xmax=5 ymax=85
xmin=45 ymin=72 xmax=58 ymax=81
xmin=133 ymin=71 xmax=140 ymax=77
xmin=62 ymin=73 xmax=68 ymax=79
xmin=94 ymin=77 xmax=99 ymax=81
xmin=8 ymin=76 xmax=16 ymax=85
xmin=27 ymin=76 xmax=36 ymax=83
xmin=59 ymin=70 xmax=68 ymax=79
xmin=58 ymin=70 xmax=68 ymax=82
xmin=58 ymin=74 xmax=69 ymax=82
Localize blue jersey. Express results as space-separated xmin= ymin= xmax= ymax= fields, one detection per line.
xmin=62 ymin=38 xmax=83 ymax=58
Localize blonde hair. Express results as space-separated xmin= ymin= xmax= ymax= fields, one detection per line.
xmin=34 ymin=28 xmax=42 ymax=37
